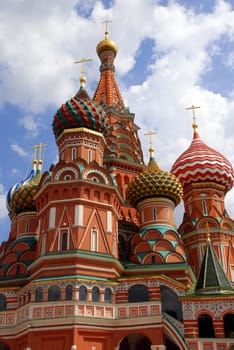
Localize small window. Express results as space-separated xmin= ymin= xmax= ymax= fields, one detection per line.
xmin=88 ymin=149 xmax=92 ymax=163
xmin=198 ymin=314 xmax=215 ymax=338
xmin=25 ymin=220 xmax=29 ymax=233
xmin=79 ymin=285 xmax=87 ymax=301
xmin=92 ymin=177 xmax=98 ymax=183
xmin=152 ymin=208 xmax=157 ymax=221
xmin=224 ymin=313 xmax=234 ymax=338
xmin=65 ymin=285 xmax=73 ymax=301
xmin=92 ymin=287 xmax=100 ymax=302
xmin=128 ymin=284 xmax=149 ymax=303
xmin=202 ymin=200 xmax=207 ymax=215
xmin=0 ymin=294 xmax=7 ymax=311
xmin=91 ymin=229 xmax=98 ymax=252
xmin=64 ymin=175 xmax=71 ymax=180
xmin=48 ymin=285 xmax=61 ymax=301
xmin=35 ymin=287 xmax=43 ymax=302
xmin=104 ymin=288 xmax=112 ymax=303
xmin=61 ymin=232 xmax=68 ymax=251
xmin=72 ymin=148 xmax=76 ymax=161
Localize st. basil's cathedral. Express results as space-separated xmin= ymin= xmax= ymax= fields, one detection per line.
xmin=0 ymin=28 xmax=233 ymax=350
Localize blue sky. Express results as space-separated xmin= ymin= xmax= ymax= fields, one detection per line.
xmin=1 ymin=0 xmax=234 ymax=242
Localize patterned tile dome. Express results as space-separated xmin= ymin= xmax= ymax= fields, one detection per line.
xmin=171 ymin=131 xmax=234 ymax=193
xmin=9 ymin=169 xmax=42 ymax=215
xmin=126 ymin=157 xmax=183 ymax=207
xmin=52 ymin=87 xmax=108 ymax=139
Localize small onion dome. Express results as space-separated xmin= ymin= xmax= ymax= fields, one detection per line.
xmin=9 ymin=170 xmax=42 ymax=215
xmin=6 ymin=166 xmax=37 ymax=212
xmin=52 ymin=87 xmax=108 ymax=139
xmin=171 ymin=131 xmax=234 ymax=193
xmin=96 ymin=31 xmax=118 ymax=57
xmin=126 ymin=157 xmax=183 ymax=207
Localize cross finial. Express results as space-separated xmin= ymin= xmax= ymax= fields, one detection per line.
xmin=74 ymin=58 xmax=92 ymax=87
xmin=144 ymin=130 xmax=157 ymax=158
xmin=102 ymin=19 xmax=112 ymax=37
xmin=186 ymin=105 xmax=200 ymax=132
xmin=34 ymin=143 xmax=48 ymax=171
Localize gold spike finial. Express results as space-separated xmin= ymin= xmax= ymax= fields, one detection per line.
xmin=144 ymin=130 xmax=157 ymax=159
xmin=102 ymin=19 xmax=112 ymax=38
xmin=206 ymin=221 xmax=211 ymax=242
xmin=186 ymin=105 xmax=200 ymax=132
xmin=74 ymin=58 xmax=92 ymax=88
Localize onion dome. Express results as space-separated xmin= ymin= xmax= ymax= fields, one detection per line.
xmin=52 ymin=78 xmax=108 ymax=139
xmin=96 ymin=29 xmax=118 ymax=57
xmin=171 ymin=122 xmax=234 ymax=193
xmin=127 ymin=151 xmax=183 ymax=207
xmin=6 ymin=163 xmax=37 ymax=212
xmin=8 ymin=146 xmax=44 ymax=215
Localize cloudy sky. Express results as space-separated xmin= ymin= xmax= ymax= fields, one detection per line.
xmin=1 ymin=0 xmax=234 ymax=242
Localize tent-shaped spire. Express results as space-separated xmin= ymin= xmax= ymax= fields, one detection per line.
xmin=195 ymin=236 xmax=233 ymax=294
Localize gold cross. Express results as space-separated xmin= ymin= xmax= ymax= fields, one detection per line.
xmin=74 ymin=58 xmax=92 ymax=77
xmin=34 ymin=143 xmax=48 ymax=162
xmin=186 ymin=105 xmax=200 ymax=130
xmin=102 ymin=19 xmax=112 ymax=34
xmin=144 ymin=130 xmax=156 ymax=157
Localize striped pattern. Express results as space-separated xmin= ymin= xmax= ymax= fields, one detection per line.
xmin=52 ymin=88 xmax=108 ymax=138
xmin=171 ymin=132 xmax=233 ymax=193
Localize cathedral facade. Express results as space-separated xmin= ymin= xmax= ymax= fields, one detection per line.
xmin=0 ymin=29 xmax=233 ymax=350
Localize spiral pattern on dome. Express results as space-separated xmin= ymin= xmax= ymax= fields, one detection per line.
xmin=171 ymin=132 xmax=234 ymax=193
xmin=9 ymin=172 xmax=41 ymax=214
xmin=52 ymin=88 xmax=108 ymax=138
xmin=126 ymin=158 xmax=183 ymax=206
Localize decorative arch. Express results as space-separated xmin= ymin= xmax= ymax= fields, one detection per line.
xmin=82 ymin=169 xmax=110 ymax=185
xmin=118 ymin=333 xmax=151 ymax=350
xmin=54 ymin=166 xmax=79 ymax=181
xmin=133 ymin=241 xmax=151 ymax=254
xmin=165 ymin=252 xmax=185 ymax=263
xmin=144 ymin=229 xmax=162 ymax=240
xmin=143 ymin=253 xmax=164 ymax=265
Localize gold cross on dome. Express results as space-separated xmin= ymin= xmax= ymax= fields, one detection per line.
xmin=34 ymin=143 xmax=48 ymax=162
xmin=74 ymin=58 xmax=92 ymax=77
xmin=144 ymin=130 xmax=156 ymax=157
xmin=186 ymin=105 xmax=200 ymax=131
xmin=102 ymin=19 xmax=112 ymax=35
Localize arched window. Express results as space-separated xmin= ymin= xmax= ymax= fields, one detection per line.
xmin=224 ymin=314 xmax=234 ymax=338
xmin=65 ymin=284 xmax=73 ymax=301
xmin=104 ymin=288 xmax=112 ymax=303
xmin=198 ymin=314 xmax=215 ymax=338
xmin=92 ymin=287 xmax=100 ymax=302
xmin=160 ymin=286 xmax=183 ymax=321
xmin=128 ymin=284 xmax=149 ymax=303
xmin=35 ymin=287 xmax=43 ymax=302
xmin=79 ymin=285 xmax=87 ymax=301
xmin=0 ymin=294 xmax=7 ymax=311
xmin=48 ymin=285 xmax=61 ymax=301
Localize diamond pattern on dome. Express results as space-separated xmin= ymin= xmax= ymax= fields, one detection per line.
xmin=126 ymin=160 xmax=183 ymax=206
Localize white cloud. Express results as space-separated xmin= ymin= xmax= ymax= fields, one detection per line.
xmin=0 ymin=185 xmax=7 ymax=220
xmin=19 ymin=115 xmax=41 ymax=137
xmin=11 ymin=144 xmax=28 ymax=157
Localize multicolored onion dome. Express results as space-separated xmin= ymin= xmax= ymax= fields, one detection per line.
xmin=96 ymin=31 xmax=118 ymax=57
xmin=6 ymin=166 xmax=37 ymax=212
xmin=171 ymin=131 xmax=234 ymax=193
xmin=9 ymin=167 xmax=42 ymax=215
xmin=126 ymin=157 xmax=183 ymax=206
xmin=52 ymin=87 xmax=108 ymax=139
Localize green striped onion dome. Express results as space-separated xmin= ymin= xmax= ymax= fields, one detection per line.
xmin=126 ymin=158 xmax=183 ymax=206
xmin=52 ymin=87 xmax=108 ymax=138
